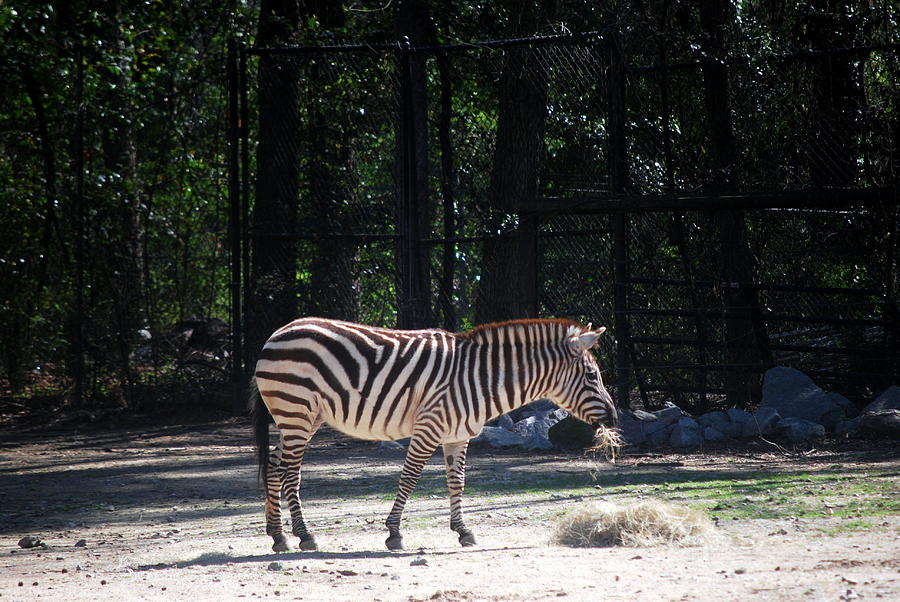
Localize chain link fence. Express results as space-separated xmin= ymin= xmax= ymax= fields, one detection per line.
xmin=232 ymin=34 xmax=898 ymax=412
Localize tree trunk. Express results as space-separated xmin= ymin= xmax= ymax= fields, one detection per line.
xmin=248 ymin=0 xmax=304 ymax=359
xmin=699 ymin=0 xmax=770 ymax=407
xmin=433 ymin=2 xmax=457 ymax=332
xmin=475 ymin=0 xmax=557 ymax=325
xmin=436 ymin=47 xmax=458 ymax=331
xmin=476 ymin=215 xmax=540 ymax=325
xmin=304 ymin=6 xmax=359 ymax=322
xmin=98 ymin=3 xmax=145 ymax=405
xmin=395 ymin=0 xmax=434 ymax=329
xmin=797 ymin=5 xmax=861 ymax=188
xmin=7 ymin=64 xmax=64 ymax=392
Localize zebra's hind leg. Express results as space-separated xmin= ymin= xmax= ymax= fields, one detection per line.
xmin=384 ymin=430 xmax=440 ymax=551
xmin=443 ymin=441 xmax=476 ymax=547
xmin=280 ymin=422 xmax=322 ymax=552
xmin=264 ymin=439 xmax=290 ymax=553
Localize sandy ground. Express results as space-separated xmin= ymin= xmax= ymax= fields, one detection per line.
xmin=0 ymin=417 xmax=897 ymax=601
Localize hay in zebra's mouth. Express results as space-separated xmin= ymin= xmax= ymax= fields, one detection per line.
xmin=552 ymin=499 xmax=715 ymax=548
xmin=587 ymin=425 xmax=625 ymax=463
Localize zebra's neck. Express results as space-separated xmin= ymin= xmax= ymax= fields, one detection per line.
xmin=456 ymin=319 xmax=582 ymax=420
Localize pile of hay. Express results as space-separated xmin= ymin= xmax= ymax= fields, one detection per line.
xmin=553 ymin=499 xmax=715 ymax=547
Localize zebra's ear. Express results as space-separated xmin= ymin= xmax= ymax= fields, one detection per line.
xmin=570 ymin=326 xmax=607 ymax=353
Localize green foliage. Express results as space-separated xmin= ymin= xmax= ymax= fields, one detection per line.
xmin=0 ymin=1 xmax=254 ymax=398
xmin=1 ymin=1 xmax=896 ymax=409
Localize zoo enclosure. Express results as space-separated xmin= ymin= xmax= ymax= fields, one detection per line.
xmin=228 ymin=33 xmax=899 ymax=412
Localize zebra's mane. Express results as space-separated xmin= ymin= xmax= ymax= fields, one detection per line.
xmin=456 ymin=318 xmax=587 ymax=345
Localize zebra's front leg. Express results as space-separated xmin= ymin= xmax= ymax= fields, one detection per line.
xmin=385 ymin=432 xmax=439 ymax=551
xmin=443 ymin=441 xmax=476 ymax=547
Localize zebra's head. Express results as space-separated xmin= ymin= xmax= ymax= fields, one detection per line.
xmin=551 ymin=324 xmax=618 ymax=432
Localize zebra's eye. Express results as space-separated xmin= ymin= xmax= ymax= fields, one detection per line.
xmin=585 ymin=370 xmax=599 ymax=383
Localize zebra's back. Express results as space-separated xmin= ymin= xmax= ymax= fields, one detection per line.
xmin=255 ymin=318 xmax=456 ymax=441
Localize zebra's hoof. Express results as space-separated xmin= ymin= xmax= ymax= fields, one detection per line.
xmin=272 ymin=536 xmax=290 ymax=553
xmin=299 ymin=537 xmax=318 ymax=552
xmin=458 ymin=532 xmax=477 ymax=547
xmin=385 ymin=534 xmax=405 ymax=551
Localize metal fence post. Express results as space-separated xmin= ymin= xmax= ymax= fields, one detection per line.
xmin=73 ymin=46 xmax=86 ymax=407
xmin=239 ymin=45 xmax=251 ymax=384
xmin=607 ymin=31 xmax=632 ymax=409
xmin=227 ymin=38 xmax=244 ymax=410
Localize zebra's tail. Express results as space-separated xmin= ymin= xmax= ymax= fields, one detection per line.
xmin=249 ymin=377 xmax=269 ymax=485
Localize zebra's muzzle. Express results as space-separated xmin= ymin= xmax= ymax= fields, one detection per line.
xmin=592 ymin=409 xmax=618 ymax=430
xmin=592 ymin=421 xmax=614 ymax=436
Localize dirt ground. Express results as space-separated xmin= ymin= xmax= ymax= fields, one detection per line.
xmin=1 ymin=416 xmax=898 ymax=601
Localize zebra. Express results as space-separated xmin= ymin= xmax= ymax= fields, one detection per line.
xmin=251 ymin=317 xmax=618 ymax=552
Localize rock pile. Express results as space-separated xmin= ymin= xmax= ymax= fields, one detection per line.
xmin=465 ymin=366 xmax=899 ymax=451
xmin=472 ymin=400 xmax=567 ymax=450
xmin=618 ymin=368 xmax=899 ymax=448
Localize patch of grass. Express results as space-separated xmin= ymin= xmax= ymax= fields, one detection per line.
xmin=688 ymin=471 xmax=900 ymax=520
xmin=463 ymin=465 xmax=899 ymax=524
xmin=816 ymin=519 xmax=876 ymax=537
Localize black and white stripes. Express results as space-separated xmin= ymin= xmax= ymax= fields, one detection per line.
xmin=252 ymin=317 xmax=618 ymax=552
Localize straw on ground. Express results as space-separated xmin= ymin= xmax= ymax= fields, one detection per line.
xmin=553 ymin=499 xmax=715 ymax=547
